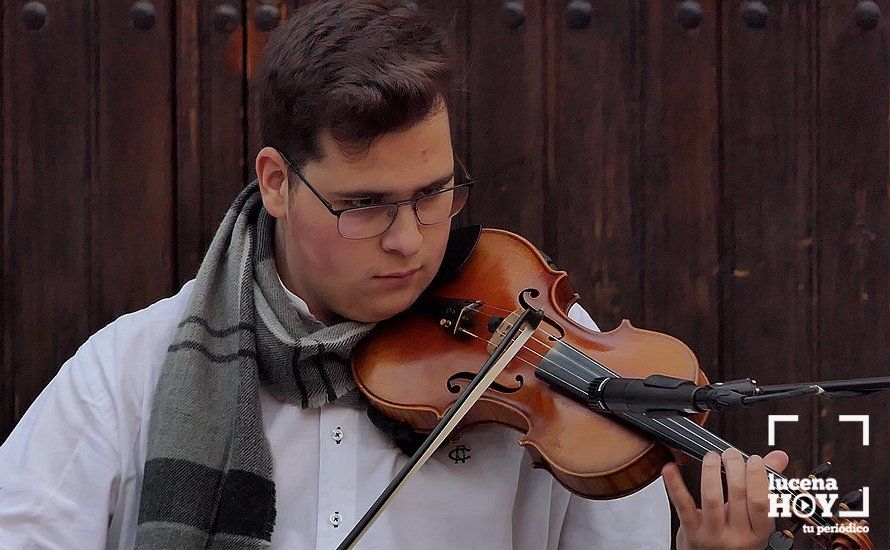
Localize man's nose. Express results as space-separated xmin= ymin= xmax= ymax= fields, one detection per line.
xmin=380 ymin=204 xmax=423 ymax=256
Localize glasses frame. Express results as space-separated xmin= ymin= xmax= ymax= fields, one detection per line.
xmin=277 ymin=149 xmax=475 ymax=240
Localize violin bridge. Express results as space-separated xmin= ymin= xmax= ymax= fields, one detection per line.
xmin=486 ymin=309 xmax=522 ymax=355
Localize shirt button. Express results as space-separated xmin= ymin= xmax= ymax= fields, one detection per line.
xmin=331 ymin=426 xmax=344 ymax=444
xmin=330 ymin=511 xmax=342 ymax=528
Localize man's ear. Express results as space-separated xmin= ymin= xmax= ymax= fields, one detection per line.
xmin=255 ymin=147 xmax=290 ymax=218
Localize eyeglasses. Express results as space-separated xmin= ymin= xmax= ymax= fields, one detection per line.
xmin=277 ymin=150 xmax=474 ymax=240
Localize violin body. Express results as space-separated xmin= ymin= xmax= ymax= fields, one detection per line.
xmin=352 ymin=228 xmax=709 ymax=499
xmin=351 ymin=227 xmax=872 ymax=549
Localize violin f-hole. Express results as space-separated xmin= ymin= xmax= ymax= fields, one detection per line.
xmin=518 ymin=288 xmax=565 ymax=341
xmin=447 ymin=372 xmax=524 ymax=394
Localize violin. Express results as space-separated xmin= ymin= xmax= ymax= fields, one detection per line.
xmin=351 ymin=227 xmax=872 ymax=550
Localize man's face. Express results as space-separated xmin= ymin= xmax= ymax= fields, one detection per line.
xmin=257 ymin=108 xmax=455 ymax=324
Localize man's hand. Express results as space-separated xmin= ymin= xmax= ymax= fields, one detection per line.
xmin=662 ymin=447 xmax=790 ymax=550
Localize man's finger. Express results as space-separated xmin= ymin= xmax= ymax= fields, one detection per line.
xmin=746 ymin=454 xmax=775 ymax=537
xmin=763 ymin=449 xmax=789 ymax=473
xmin=700 ymin=450 xmax=726 ymax=531
xmin=661 ymin=462 xmax=701 ymax=532
xmin=722 ymin=447 xmax=750 ymax=529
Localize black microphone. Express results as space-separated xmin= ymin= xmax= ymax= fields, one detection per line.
xmin=587 ymin=374 xmax=754 ymax=414
xmin=582 ymin=374 xmax=887 ymax=416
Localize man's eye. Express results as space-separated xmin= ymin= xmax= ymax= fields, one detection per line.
xmin=420 ymin=182 xmax=451 ymax=196
xmin=343 ymin=197 xmax=379 ymax=209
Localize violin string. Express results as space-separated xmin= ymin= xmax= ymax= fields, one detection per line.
xmin=457 ymin=305 xmax=835 ymax=529
xmin=459 ymin=328 xmax=834 ymax=531
xmin=468 ymin=304 xmax=826 ymax=523
xmin=469 ymin=305 xmax=772 ymax=464
xmin=457 ymin=328 xmax=728 ymax=464
xmin=458 ymin=329 xmax=833 ymax=531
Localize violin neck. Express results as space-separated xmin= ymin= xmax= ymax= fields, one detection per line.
xmin=534 ymin=338 xmax=788 ymax=478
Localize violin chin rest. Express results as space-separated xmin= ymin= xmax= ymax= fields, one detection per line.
xmin=430 ymin=225 xmax=482 ymax=285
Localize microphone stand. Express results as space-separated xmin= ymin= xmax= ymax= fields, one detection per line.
xmin=584 ymin=375 xmax=890 ymax=415
xmin=754 ymin=376 xmax=890 ymax=399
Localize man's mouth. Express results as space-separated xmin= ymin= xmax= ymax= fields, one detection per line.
xmin=373 ymin=266 xmax=422 ymax=282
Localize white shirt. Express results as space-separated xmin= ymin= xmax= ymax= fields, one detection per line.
xmin=0 ymin=276 xmax=670 ymax=549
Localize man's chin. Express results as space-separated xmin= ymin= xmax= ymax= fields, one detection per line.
xmin=349 ymin=293 xmax=421 ymax=323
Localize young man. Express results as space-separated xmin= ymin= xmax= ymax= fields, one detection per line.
xmin=0 ymin=1 xmax=787 ymax=548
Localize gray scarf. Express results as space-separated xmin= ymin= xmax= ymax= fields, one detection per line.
xmin=135 ymin=180 xmax=376 ymax=548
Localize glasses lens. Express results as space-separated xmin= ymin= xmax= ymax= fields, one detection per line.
xmin=338 ymin=205 xmax=398 ymax=239
xmin=416 ymin=185 xmax=469 ymax=225
xmin=336 ymin=184 xmax=471 ymax=239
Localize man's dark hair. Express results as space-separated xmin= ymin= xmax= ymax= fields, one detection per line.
xmin=254 ymin=0 xmax=458 ymax=177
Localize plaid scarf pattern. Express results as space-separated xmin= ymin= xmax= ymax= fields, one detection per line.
xmin=134 ymin=181 xmax=376 ymax=548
